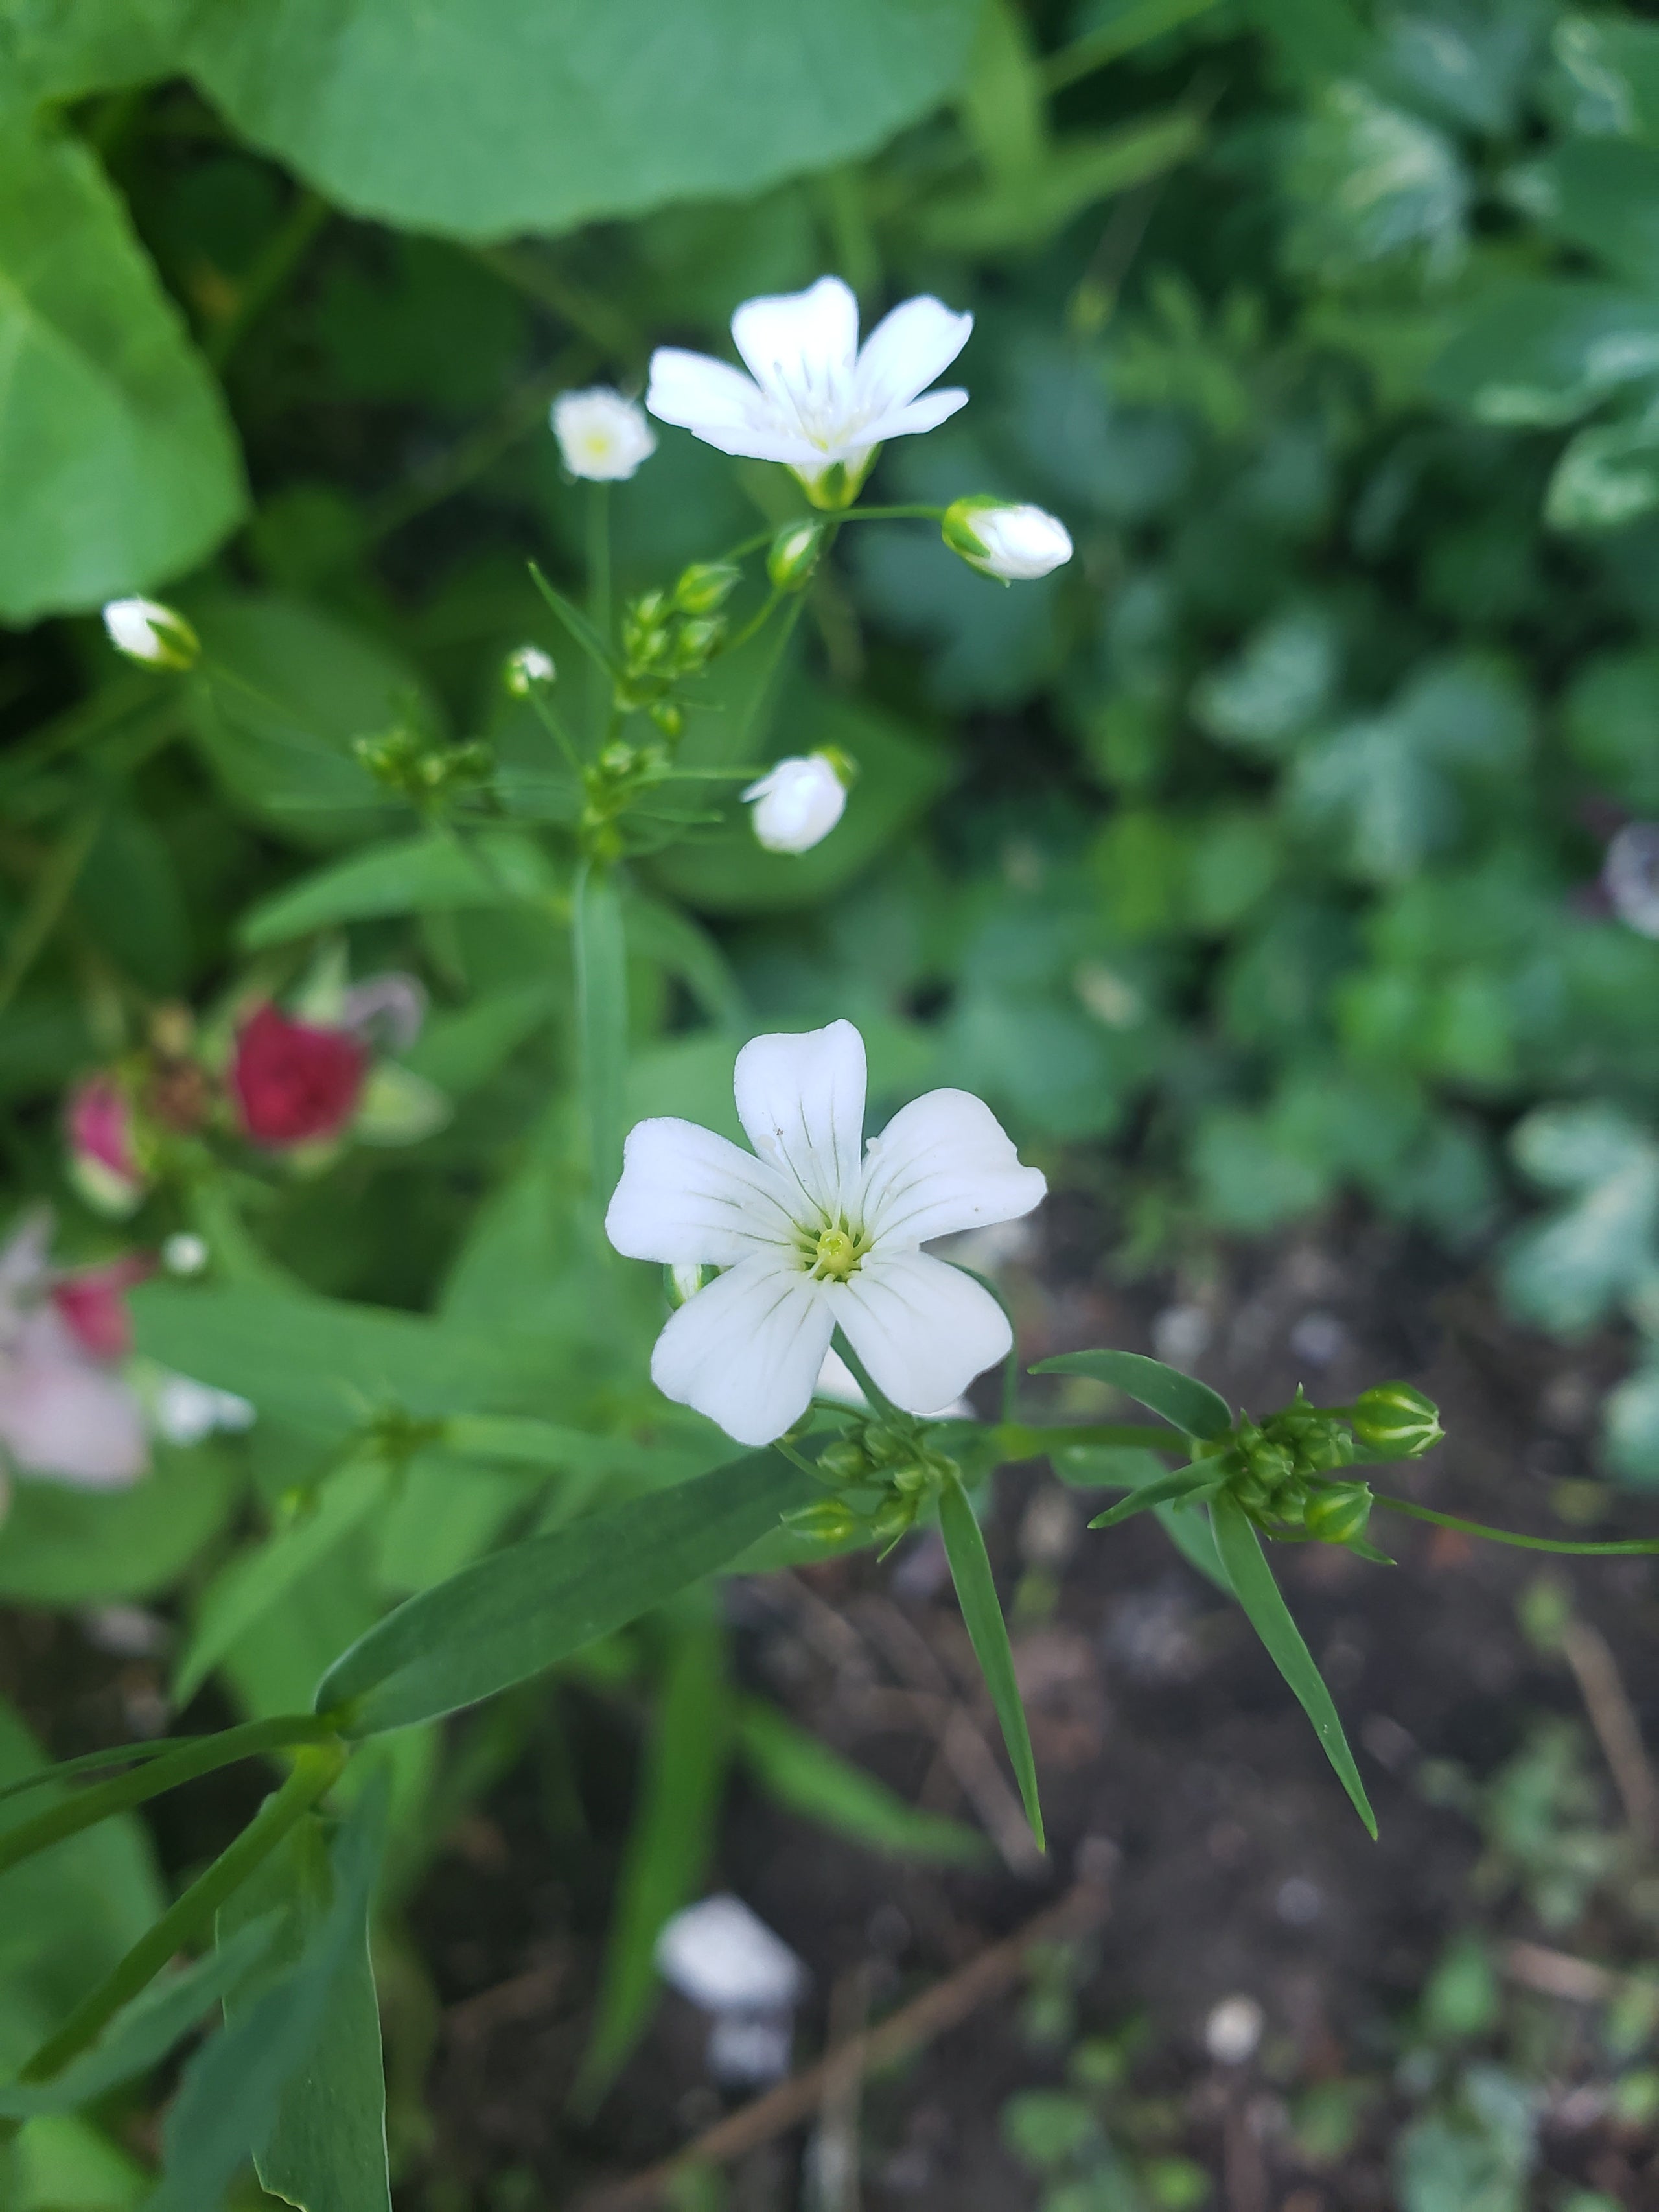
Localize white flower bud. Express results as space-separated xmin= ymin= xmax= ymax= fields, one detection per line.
xmin=942 ymin=498 xmax=1073 ymax=582
xmin=741 ymin=751 xmax=851 ymax=854
xmin=504 ymin=644 xmax=556 ymax=697
xmin=551 ymin=387 xmax=657 ymax=482
xmin=161 ymin=1231 xmax=209 ymax=1277
xmin=102 ymin=596 xmax=200 ymax=670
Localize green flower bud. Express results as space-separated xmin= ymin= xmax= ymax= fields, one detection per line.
xmin=1304 ymin=1482 xmax=1374 ymax=1546
xmin=670 ymin=614 xmax=725 ymax=671
xmin=815 ymin=1439 xmax=871 ymax=1485
xmin=649 ymin=700 xmax=684 ymax=739
xmin=102 ymin=596 xmax=200 ymax=671
xmin=782 ymin=1499 xmax=863 ymax=1543
xmin=1349 ymin=1382 xmax=1443 ymax=1460
xmin=767 ymin=518 xmax=828 ymax=592
xmin=673 ymin=561 xmax=741 ymax=615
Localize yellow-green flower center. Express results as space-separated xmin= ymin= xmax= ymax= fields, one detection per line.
xmin=809 ymin=1225 xmax=863 ymax=1281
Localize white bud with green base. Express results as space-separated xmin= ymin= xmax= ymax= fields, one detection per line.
xmin=942 ymin=497 xmax=1073 ymax=582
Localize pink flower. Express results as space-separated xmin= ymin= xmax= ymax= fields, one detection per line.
xmin=230 ymin=1004 xmax=367 ymax=1148
xmin=0 ymin=1213 xmax=148 ymax=1489
xmin=66 ymin=1074 xmax=146 ymax=1216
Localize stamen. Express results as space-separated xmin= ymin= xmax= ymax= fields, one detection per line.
xmin=809 ymin=1225 xmax=863 ymax=1281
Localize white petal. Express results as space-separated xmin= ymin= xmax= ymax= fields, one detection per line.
xmin=861 ymin=387 xmax=970 ymax=445
xmin=860 ymin=1089 xmax=1046 ymax=1248
xmin=645 ymin=348 xmax=823 ymax=463
xmin=606 ymin=1117 xmax=798 ymax=1266
xmin=734 ymin=1021 xmax=866 ymax=1222
xmin=854 ymin=296 xmax=973 ymax=413
xmin=0 ymin=1313 xmax=147 ymax=1487
xmin=731 ymin=277 xmax=859 ymax=407
xmin=826 ymin=1251 xmax=1010 ymax=1416
xmin=650 ymin=1252 xmax=833 ymax=1446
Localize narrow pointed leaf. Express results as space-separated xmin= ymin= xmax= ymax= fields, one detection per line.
xmin=575 ymin=858 xmax=627 ymax=1205
xmin=529 ymin=561 xmax=619 ymax=674
xmin=575 ymin=1615 xmax=729 ymax=2108
xmin=1209 ymin=1495 xmax=1376 ymax=1838
xmin=738 ymin=1701 xmax=990 ymax=1865
xmin=1031 ymin=1350 xmax=1233 ymax=1441
xmin=1087 ymin=1463 xmax=1218 ymax=1530
xmin=314 ymin=1450 xmax=814 ymax=1738
xmin=936 ymin=1471 xmax=1044 ymax=1850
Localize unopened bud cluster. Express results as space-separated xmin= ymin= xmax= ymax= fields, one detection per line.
xmin=353 ymin=725 xmax=493 ymax=805
xmin=1207 ymin=1380 xmax=1443 ymax=1552
xmin=615 ymin=561 xmax=740 ymax=723
xmin=784 ymin=1415 xmax=958 ymax=1554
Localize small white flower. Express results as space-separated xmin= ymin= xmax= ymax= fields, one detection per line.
xmin=102 ymin=596 xmax=199 ymax=671
xmin=161 ymin=1232 xmax=209 ymax=1277
xmin=503 ymin=644 xmax=556 ymax=696
xmin=647 ymin=275 xmax=971 ymax=505
xmin=605 ymin=1021 xmax=1046 ymax=1447
xmin=943 ymin=498 xmax=1073 ymax=582
xmin=551 ymin=387 xmax=657 ymax=481
xmin=152 ymin=1372 xmax=256 ymax=1448
xmin=742 ymin=751 xmax=849 ymax=854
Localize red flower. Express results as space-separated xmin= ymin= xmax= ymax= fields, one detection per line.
xmin=231 ymin=1004 xmax=366 ymax=1148
xmin=51 ymin=1255 xmax=154 ymax=1362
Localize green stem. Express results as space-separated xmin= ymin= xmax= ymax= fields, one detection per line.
xmin=588 ymin=482 xmax=612 ymax=730
xmin=17 ymin=1740 xmax=347 ymax=2086
xmin=992 ymin=1421 xmax=1187 ymax=1457
xmin=524 ymin=686 xmax=588 ymax=774
xmin=0 ymin=812 xmax=102 ymax=1018
xmin=824 ymin=504 xmax=945 ymax=524
xmin=1373 ymin=1495 xmax=1659 ymax=1555
xmin=829 ymin=1327 xmax=902 ymax=1420
xmin=205 ymin=191 xmax=327 ymax=373
xmin=0 ymin=1715 xmax=340 ymax=1881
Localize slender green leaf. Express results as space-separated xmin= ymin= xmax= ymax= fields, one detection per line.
xmin=738 ymin=1699 xmax=990 ymax=1865
xmin=173 ymin=1457 xmax=390 ymax=1707
xmin=147 ymin=1775 xmax=386 ymax=2212
xmin=0 ymin=1920 xmax=278 ymax=2121
xmin=575 ymin=1616 xmax=730 ymax=2107
xmin=1031 ymin=1351 xmax=1233 ymax=1441
xmin=936 ymin=1471 xmax=1043 ymax=1850
xmin=0 ymin=122 xmax=244 ymax=622
xmin=529 ymin=562 xmax=618 ymax=675
xmin=1087 ymin=1463 xmax=1218 ymax=1530
xmin=315 ymin=1450 xmax=814 ymax=1738
xmin=1209 ymin=1495 xmax=1376 ymax=1838
xmin=237 ymin=830 xmax=560 ymax=947
xmin=575 ymin=859 xmax=628 ymax=1204
xmin=221 ymin=1813 xmax=391 ymax=2212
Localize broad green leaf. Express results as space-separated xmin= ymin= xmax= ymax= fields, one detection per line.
xmin=738 ymin=1699 xmax=989 ymax=1863
xmin=314 ymin=1449 xmax=814 ymax=1737
xmin=1502 ymin=1106 xmax=1659 ymax=1335
xmin=575 ymin=860 xmax=627 ymax=1204
xmin=1209 ymin=1494 xmax=1376 ymax=1837
xmin=1426 ymin=280 xmax=1659 ymax=430
xmin=648 ymin=688 xmax=951 ymax=914
xmin=12 ymin=2112 xmax=146 ymax=2208
xmin=1031 ymin=1349 xmax=1233 ymax=1441
xmin=238 ymin=830 xmax=561 ymax=947
xmin=148 ymin=1778 xmax=387 ymax=2212
xmin=1087 ymin=1463 xmax=1218 ymax=1530
xmin=0 ymin=0 xmax=191 ymax=109
xmin=0 ymin=1446 xmax=238 ymax=1605
xmin=914 ymin=111 xmax=1203 ymax=253
xmin=0 ymin=1920 xmax=277 ymax=2121
xmin=180 ymin=0 xmax=980 ymax=240
xmin=1554 ymin=10 xmax=1659 ymax=146
xmin=1547 ymin=414 xmax=1659 ymax=533
xmin=1605 ymin=1363 xmax=1659 ymax=1487
xmin=1563 ymin=647 xmax=1659 ymax=810
xmin=576 ymin=1616 xmax=729 ymax=2105
xmin=373 ymin=1454 xmax=526 ymax=1596
xmin=401 ymin=981 xmax=559 ymax=1098
xmin=1521 ymin=137 xmax=1659 ymax=286
xmin=221 ymin=1814 xmax=391 ymax=2212
xmin=0 ymin=124 xmax=244 ymax=623
xmin=183 ymin=593 xmax=431 ymax=850
xmin=173 ymin=1457 xmax=391 ymax=1708
xmin=936 ymin=1471 xmax=1043 ymax=1849
xmin=130 ymin=1282 xmax=561 ymax=1441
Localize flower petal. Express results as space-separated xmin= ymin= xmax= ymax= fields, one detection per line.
xmin=605 ymin=1117 xmax=798 ymax=1267
xmin=826 ymin=1250 xmax=1010 ymax=1415
xmin=732 ymin=277 xmax=860 ymax=408
xmin=854 ymin=296 xmax=972 ymax=412
xmin=0 ymin=1312 xmax=148 ymax=1487
xmin=860 ymin=1089 xmax=1046 ymax=1248
xmin=645 ymin=349 xmax=820 ymax=463
xmin=861 ymin=386 xmax=970 ymax=445
xmin=651 ymin=1252 xmax=833 ymax=1446
xmin=734 ymin=1020 xmax=866 ymax=1222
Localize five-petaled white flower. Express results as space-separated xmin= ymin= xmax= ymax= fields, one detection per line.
xmin=943 ymin=498 xmax=1074 ymax=582
xmin=551 ymin=387 xmax=658 ymax=481
xmin=605 ymin=1021 xmax=1045 ymax=1447
xmin=743 ymin=752 xmax=848 ymax=854
xmin=647 ymin=276 xmax=971 ymax=505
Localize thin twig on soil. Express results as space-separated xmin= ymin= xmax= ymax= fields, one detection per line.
xmin=807 ymin=1966 xmax=872 ymax=2212
xmin=1503 ymin=1939 xmax=1623 ymax=2007
xmin=1560 ymin=1618 xmax=1659 ymax=1848
xmin=578 ymin=1880 xmax=1111 ymax=2211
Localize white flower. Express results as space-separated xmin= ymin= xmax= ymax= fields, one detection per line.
xmin=742 ymin=751 xmax=848 ymax=854
xmin=161 ymin=1231 xmax=209 ymax=1277
xmin=605 ymin=1021 xmax=1045 ymax=1447
xmin=503 ymin=644 xmax=556 ymax=696
xmin=647 ymin=275 xmax=971 ymax=504
xmin=551 ymin=387 xmax=657 ymax=480
xmin=150 ymin=1372 xmax=257 ymax=1448
xmin=102 ymin=596 xmax=199 ymax=670
xmin=943 ymin=498 xmax=1073 ymax=581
